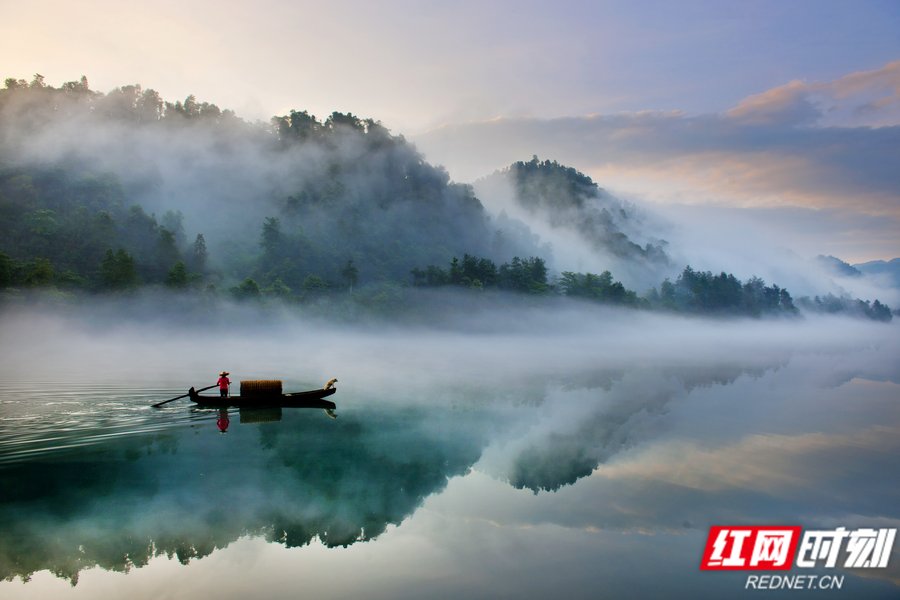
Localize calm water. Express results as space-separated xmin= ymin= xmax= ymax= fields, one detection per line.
xmin=1 ymin=311 xmax=898 ymax=599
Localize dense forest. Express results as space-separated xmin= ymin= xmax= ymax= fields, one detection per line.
xmin=0 ymin=74 xmax=894 ymax=322
xmin=493 ymin=157 xmax=668 ymax=263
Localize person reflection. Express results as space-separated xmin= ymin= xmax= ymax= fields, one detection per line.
xmin=217 ymin=408 xmax=230 ymax=433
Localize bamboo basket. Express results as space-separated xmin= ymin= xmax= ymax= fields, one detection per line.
xmin=240 ymin=379 xmax=283 ymax=398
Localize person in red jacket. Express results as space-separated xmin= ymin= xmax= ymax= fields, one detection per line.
xmin=217 ymin=371 xmax=231 ymax=398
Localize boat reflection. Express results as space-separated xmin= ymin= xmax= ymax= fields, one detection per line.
xmin=195 ymin=406 xmax=338 ymax=433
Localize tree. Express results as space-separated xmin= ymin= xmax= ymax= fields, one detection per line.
xmin=498 ymin=256 xmax=548 ymax=293
xmin=161 ymin=210 xmax=185 ymax=246
xmin=659 ymin=278 xmax=676 ymax=309
xmin=341 ymin=259 xmax=358 ymax=293
xmin=260 ymin=217 xmax=282 ymax=255
xmin=100 ymin=249 xmax=137 ymax=290
xmin=325 ymin=111 xmax=364 ymax=132
xmin=24 ymin=258 xmax=54 ymax=286
xmin=302 ymin=275 xmax=329 ymax=296
xmin=868 ymin=299 xmax=892 ymax=322
xmin=231 ymin=278 xmax=261 ymax=301
xmin=138 ymin=88 xmax=164 ymax=122
xmin=559 ymin=270 xmax=638 ymax=306
xmin=273 ymin=109 xmax=321 ymax=143
xmin=262 ymin=277 xmax=292 ymax=299
xmin=192 ymin=234 xmax=208 ymax=273
xmin=449 ymin=257 xmax=462 ymax=285
xmin=156 ymin=229 xmax=180 ymax=280
xmin=166 ymin=261 xmax=188 ymax=288
xmin=0 ymin=252 xmax=12 ymax=287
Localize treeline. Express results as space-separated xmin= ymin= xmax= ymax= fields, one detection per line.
xmin=796 ymin=294 xmax=893 ymax=322
xmin=3 ymin=74 xmax=240 ymax=127
xmin=0 ymin=74 xmax=504 ymax=296
xmin=646 ymin=267 xmax=797 ymax=317
xmin=0 ymin=75 xmax=894 ymax=323
xmin=0 ymin=167 xmax=210 ymax=291
xmin=408 ymin=256 xmax=873 ymax=319
xmin=411 ymin=254 xmax=550 ymax=294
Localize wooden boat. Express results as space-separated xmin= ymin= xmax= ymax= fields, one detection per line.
xmin=188 ymin=386 xmax=337 ymax=409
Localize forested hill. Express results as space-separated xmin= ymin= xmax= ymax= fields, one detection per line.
xmin=0 ymin=74 xmax=537 ymax=295
xmin=0 ymin=75 xmax=893 ymax=322
xmin=485 ymin=157 xmax=668 ymax=264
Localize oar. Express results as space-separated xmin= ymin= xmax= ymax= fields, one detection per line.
xmin=152 ymin=384 xmax=217 ymax=408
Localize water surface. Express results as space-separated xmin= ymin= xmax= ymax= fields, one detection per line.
xmin=1 ymin=310 xmax=898 ymax=599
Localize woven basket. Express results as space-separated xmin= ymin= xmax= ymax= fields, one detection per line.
xmin=240 ymin=379 xmax=283 ymax=398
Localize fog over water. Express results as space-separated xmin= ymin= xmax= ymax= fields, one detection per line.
xmin=2 ymin=23 xmax=898 ymax=600
xmin=1 ymin=298 xmax=898 ymax=598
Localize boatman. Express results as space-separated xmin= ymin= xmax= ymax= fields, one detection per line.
xmin=217 ymin=371 xmax=231 ymax=398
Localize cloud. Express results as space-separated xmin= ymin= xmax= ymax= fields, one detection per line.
xmin=728 ymin=61 xmax=900 ymax=128
xmin=414 ymin=62 xmax=900 ymax=261
xmin=726 ymin=80 xmax=823 ymax=126
xmin=597 ymin=425 xmax=900 ymax=498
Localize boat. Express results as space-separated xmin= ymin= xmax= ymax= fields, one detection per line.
xmin=188 ymin=386 xmax=337 ymax=409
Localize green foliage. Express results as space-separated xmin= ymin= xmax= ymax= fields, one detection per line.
xmin=645 ymin=266 xmax=797 ymax=317
xmin=191 ymin=234 xmax=208 ymax=274
xmin=262 ymin=277 xmax=292 ymax=299
xmin=25 ymin=209 xmax=59 ymax=236
xmin=161 ymin=211 xmax=186 ymax=247
xmin=0 ymin=74 xmax=892 ymax=326
xmin=272 ymin=110 xmax=321 ymax=143
xmin=24 ymin=258 xmax=54 ymax=286
xmin=0 ymin=252 xmax=12 ymax=287
xmin=498 ymin=256 xmax=548 ymax=293
xmin=559 ymin=270 xmax=639 ymax=306
xmin=100 ymin=249 xmax=138 ymax=290
xmin=510 ymin=156 xmax=598 ymax=212
xmin=166 ymin=261 xmax=188 ymax=289
xmin=260 ymin=217 xmax=282 ymax=255
xmin=796 ymin=294 xmax=893 ymax=322
xmin=230 ymin=278 xmax=261 ymax=301
xmin=412 ymin=254 xmax=548 ymax=294
xmin=301 ymin=275 xmax=329 ymax=295
xmin=155 ymin=229 xmax=180 ymax=278
xmin=502 ymin=156 xmax=667 ymax=262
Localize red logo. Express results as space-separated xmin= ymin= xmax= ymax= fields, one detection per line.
xmin=701 ymin=526 xmax=802 ymax=570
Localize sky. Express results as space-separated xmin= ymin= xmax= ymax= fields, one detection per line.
xmin=2 ymin=0 xmax=900 ymax=261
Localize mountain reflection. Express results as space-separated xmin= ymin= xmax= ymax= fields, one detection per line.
xmin=0 ymin=353 xmax=893 ymax=586
xmin=0 ymin=405 xmax=487 ymax=585
xmin=506 ymin=363 xmax=781 ymax=492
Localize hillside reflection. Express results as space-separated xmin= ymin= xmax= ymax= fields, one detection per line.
xmin=0 ymin=404 xmax=487 ymax=585
xmin=2 ymin=352 xmax=895 ymax=586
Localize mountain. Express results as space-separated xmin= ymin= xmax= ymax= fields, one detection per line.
xmin=0 ymin=75 xmax=542 ymax=292
xmin=472 ymin=157 xmax=671 ymax=290
xmin=815 ymin=255 xmax=862 ymax=278
xmin=0 ymin=75 xmax=893 ymax=322
xmin=854 ymin=258 xmax=900 ymax=288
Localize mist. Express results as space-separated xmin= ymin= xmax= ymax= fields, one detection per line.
xmin=2 ymin=290 xmax=898 ymax=593
xmin=2 ymin=78 xmax=897 ymax=323
xmin=0 ymin=80 xmax=545 ymax=292
xmin=3 ymin=297 xmax=896 ymax=461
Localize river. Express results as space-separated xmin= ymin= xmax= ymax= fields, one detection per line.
xmin=1 ymin=306 xmax=898 ymax=599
